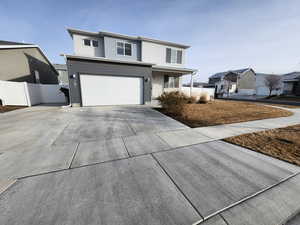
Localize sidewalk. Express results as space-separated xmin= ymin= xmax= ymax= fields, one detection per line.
xmin=156 ymin=108 xmax=300 ymax=149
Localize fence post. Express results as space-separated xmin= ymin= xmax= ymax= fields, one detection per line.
xmin=23 ymin=82 xmax=32 ymax=106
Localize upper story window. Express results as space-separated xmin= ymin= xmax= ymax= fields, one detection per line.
xmin=83 ymin=39 xmax=91 ymax=46
xmin=117 ymin=41 xmax=132 ymax=56
xmin=92 ymin=40 xmax=98 ymax=47
xmin=83 ymin=39 xmax=98 ymax=47
xmin=166 ymin=48 xmax=182 ymax=64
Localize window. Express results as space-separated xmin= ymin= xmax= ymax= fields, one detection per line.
xmin=83 ymin=39 xmax=91 ymax=46
xmin=164 ymin=75 xmax=179 ymax=88
xmin=83 ymin=39 xmax=98 ymax=47
xmin=92 ymin=40 xmax=98 ymax=47
xmin=117 ymin=41 xmax=132 ymax=56
xmin=125 ymin=43 xmax=132 ymax=56
xmin=166 ymin=48 xmax=183 ymax=64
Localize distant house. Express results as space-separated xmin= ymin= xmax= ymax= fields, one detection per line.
xmin=209 ymin=68 xmax=256 ymax=96
xmin=255 ymin=73 xmax=282 ymax=96
xmin=282 ymin=72 xmax=300 ymax=96
xmin=53 ymin=64 xmax=68 ymax=85
xmin=0 ymin=40 xmax=58 ymax=84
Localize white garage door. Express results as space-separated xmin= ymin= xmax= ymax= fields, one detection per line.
xmin=80 ymin=74 xmax=143 ymax=106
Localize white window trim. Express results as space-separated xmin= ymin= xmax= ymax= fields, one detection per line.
xmin=83 ymin=39 xmax=98 ymax=48
xmin=116 ymin=41 xmax=132 ymax=56
xmin=166 ymin=48 xmax=183 ymax=64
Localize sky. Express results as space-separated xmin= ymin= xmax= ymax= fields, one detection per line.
xmin=1 ymin=0 xmax=300 ymax=82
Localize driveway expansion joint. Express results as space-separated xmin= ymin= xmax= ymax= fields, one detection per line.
xmin=68 ymin=142 xmax=80 ymax=169
xmin=193 ymin=171 xmax=300 ymax=225
xmin=151 ymin=153 xmax=205 ymax=221
xmin=121 ymin=137 xmax=132 ymax=157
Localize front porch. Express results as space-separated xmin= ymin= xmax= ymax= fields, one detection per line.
xmin=151 ymin=65 xmax=196 ymax=100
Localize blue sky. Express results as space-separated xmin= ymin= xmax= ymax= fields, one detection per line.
xmin=1 ymin=0 xmax=300 ymax=82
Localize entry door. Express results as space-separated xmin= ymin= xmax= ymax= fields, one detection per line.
xmin=80 ymin=74 xmax=143 ymax=106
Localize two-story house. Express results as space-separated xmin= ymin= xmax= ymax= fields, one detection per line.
xmin=64 ymin=28 xmax=196 ymax=106
xmin=209 ymin=68 xmax=256 ymax=97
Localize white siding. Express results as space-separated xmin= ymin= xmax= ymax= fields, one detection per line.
xmin=73 ymin=34 xmax=104 ymax=57
xmin=141 ymin=41 xmax=186 ymax=67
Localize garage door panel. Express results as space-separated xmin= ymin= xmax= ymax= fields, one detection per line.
xmin=80 ymin=75 xmax=143 ymax=106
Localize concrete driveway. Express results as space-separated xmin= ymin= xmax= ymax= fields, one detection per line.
xmin=0 ymin=105 xmax=300 ymax=225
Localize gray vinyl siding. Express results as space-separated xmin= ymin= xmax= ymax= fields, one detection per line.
xmin=67 ymin=58 xmax=152 ymax=106
xmin=0 ymin=47 xmax=58 ymax=84
xmin=104 ymin=36 xmax=141 ymax=61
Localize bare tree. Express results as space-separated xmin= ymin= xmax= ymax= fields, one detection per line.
xmin=264 ymin=75 xmax=281 ymax=96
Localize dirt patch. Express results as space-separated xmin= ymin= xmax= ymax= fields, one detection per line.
xmin=0 ymin=105 xmax=27 ymax=113
xmin=225 ymin=124 xmax=300 ymax=166
xmin=155 ymin=100 xmax=293 ymax=128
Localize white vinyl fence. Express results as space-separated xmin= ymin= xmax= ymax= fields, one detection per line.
xmin=180 ymin=87 xmax=215 ymax=98
xmin=0 ymin=80 xmax=66 ymax=106
xmin=164 ymin=87 xmax=215 ymax=99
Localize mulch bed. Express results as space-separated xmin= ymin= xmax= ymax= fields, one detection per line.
xmin=155 ymin=100 xmax=293 ymax=128
xmin=225 ymin=124 xmax=300 ymax=166
xmin=0 ymin=105 xmax=27 ymax=113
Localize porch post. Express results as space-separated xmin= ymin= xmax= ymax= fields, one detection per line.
xmin=190 ymin=72 xmax=196 ymax=97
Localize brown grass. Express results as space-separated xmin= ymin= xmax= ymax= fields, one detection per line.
xmin=156 ymin=100 xmax=293 ymax=128
xmin=0 ymin=105 xmax=26 ymax=113
xmin=225 ymin=124 xmax=300 ymax=166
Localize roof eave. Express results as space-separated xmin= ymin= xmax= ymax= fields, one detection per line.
xmin=152 ymin=65 xmax=197 ymax=74
xmin=62 ymin=54 xmax=155 ymax=66
xmin=67 ymin=28 xmax=99 ymax=39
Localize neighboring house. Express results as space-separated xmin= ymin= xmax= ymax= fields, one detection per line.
xmin=281 ymin=72 xmax=300 ymax=96
xmin=209 ymin=68 xmax=256 ymax=96
xmin=0 ymin=40 xmax=58 ymax=84
xmin=255 ymin=73 xmax=283 ymax=96
xmin=53 ymin=64 xmax=69 ymax=85
xmin=64 ymin=28 xmax=196 ymax=106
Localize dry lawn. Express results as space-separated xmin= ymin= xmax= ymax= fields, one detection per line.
xmin=225 ymin=124 xmax=300 ymax=166
xmin=157 ymin=100 xmax=293 ymax=127
xmin=0 ymin=105 xmax=26 ymax=113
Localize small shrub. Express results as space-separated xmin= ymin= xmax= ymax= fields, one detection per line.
xmin=157 ymin=91 xmax=196 ymax=115
xmin=198 ymin=92 xmax=210 ymax=104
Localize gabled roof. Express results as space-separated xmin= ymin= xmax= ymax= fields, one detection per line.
xmin=0 ymin=40 xmax=32 ymax=46
xmin=209 ymin=68 xmax=250 ymax=79
xmin=282 ymin=72 xmax=300 ymax=82
xmin=0 ymin=40 xmax=58 ymax=75
xmin=67 ymin=28 xmax=190 ymax=49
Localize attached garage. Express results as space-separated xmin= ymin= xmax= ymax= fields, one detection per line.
xmin=80 ymin=74 xmax=143 ymax=106
xmin=66 ymin=55 xmax=152 ymax=107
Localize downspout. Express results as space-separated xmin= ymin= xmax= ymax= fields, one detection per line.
xmin=61 ymin=54 xmax=72 ymax=107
